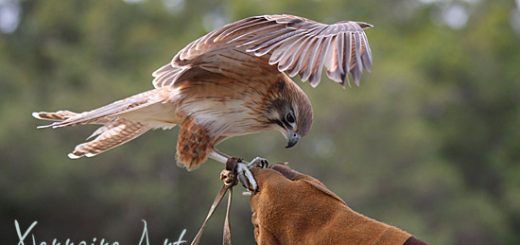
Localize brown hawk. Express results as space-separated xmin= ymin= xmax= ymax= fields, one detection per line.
xmin=33 ymin=14 xmax=373 ymax=190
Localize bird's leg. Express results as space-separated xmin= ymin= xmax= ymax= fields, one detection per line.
xmin=210 ymin=150 xmax=269 ymax=168
xmin=209 ymin=150 xmax=268 ymax=192
xmin=209 ymin=150 xmax=257 ymax=191
xmin=208 ymin=149 xmax=230 ymax=165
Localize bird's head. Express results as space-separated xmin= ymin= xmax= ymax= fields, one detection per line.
xmin=264 ymin=77 xmax=313 ymax=148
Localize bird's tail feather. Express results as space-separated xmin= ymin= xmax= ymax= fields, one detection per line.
xmin=32 ymin=89 xmax=164 ymax=129
xmin=32 ymin=110 xmax=78 ymax=122
xmin=68 ymin=118 xmax=151 ymax=159
xmin=32 ymin=89 xmax=170 ymax=159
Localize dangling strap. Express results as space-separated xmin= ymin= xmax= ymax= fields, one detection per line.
xmin=223 ymin=188 xmax=233 ymax=245
xmin=190 ymin=158 xmax=239 ymax=245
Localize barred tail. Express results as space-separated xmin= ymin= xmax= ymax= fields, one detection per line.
xmin=68 ymin=118 xmax=151 ymax=159
xmin=32 ymin=89 xmax=164 ymax=129
xmin=32 ymin=110 xmax=79 ymax=121
xmin=32 ymin=89 xmax=173 ymax=159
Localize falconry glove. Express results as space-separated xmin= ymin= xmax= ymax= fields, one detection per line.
xmin=249 ymin=164 xmax=428 ymax=245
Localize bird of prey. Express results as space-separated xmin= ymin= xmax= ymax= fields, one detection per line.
xmin=33 ymin=14 xmax=373 ymax=190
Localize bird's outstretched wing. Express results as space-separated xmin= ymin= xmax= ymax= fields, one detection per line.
xmin=152 ymin=14 xmax=373 ymax=88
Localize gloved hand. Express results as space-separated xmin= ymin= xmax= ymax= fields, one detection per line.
xmin=249 ymin=164 xmax=427 ymax=245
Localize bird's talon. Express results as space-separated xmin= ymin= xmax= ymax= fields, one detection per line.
xmin=237 ymin=162 xmax=258 ymax=191
xmin=248 ymin=157 xmax=269 ymax=169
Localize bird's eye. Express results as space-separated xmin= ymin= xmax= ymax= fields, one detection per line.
xmin=285 ymin=112 xmax=295 ymax=124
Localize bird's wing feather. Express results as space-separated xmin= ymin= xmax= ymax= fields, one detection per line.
xmin=152 ymin=14 xmax=373 ymax=88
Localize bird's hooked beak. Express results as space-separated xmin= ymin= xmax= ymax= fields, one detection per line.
xmin=285 ymin=130 xmax=301 ymax=148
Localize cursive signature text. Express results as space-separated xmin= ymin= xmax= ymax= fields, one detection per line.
xmin=15 ymin=219 xmax=187 ymax=245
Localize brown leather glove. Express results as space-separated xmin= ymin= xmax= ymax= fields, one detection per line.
xmin=250 ymin=164 xmax=427 ymax=245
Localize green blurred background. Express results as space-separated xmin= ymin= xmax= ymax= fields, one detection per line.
xmin=1 ymin=0 xmax=519 ymax=244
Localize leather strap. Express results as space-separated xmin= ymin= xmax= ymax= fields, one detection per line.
xmin=190 ymin=158 xmax=239 ymax=245
xmin=223 ymin=188 xmax=233 ymax=245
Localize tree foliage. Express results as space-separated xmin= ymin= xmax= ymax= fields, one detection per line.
xmin=0 ymin=0 xmax=519 ymax=244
